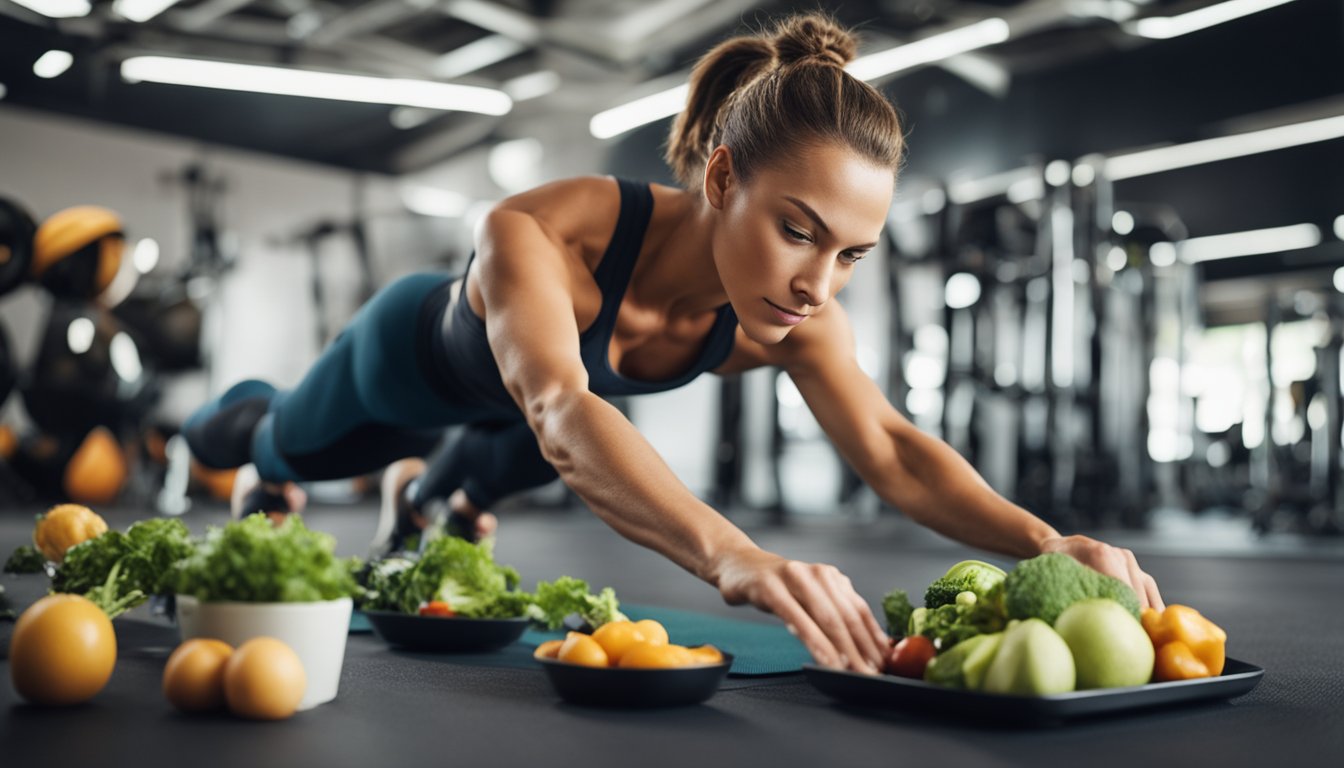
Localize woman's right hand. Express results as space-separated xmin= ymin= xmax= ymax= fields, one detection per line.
xmin=710 ymin=545 xmax=888 ymax=674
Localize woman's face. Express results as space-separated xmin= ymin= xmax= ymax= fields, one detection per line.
xmin=708 ymin=142 xmax=893 ymax=345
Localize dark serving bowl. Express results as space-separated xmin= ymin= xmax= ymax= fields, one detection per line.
xmin=363 ymin=610 xmax=530 ymax=652
xmin=536 ymin=653 xmax=734 ymax=708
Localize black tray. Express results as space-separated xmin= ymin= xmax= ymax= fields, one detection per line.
xmin=804 ymin=657 xmax=1264 ymax=725
xmin=537 ymin=654 xmax=734 ymax=708
xmin=363 ymin=610 xmax=530 ymax=652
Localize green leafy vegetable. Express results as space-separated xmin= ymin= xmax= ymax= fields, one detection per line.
xmin=923 ymin=560 xmax=1006 ymax=609
xmin=1002 ymin=553 xmax=1140 ymax=625
xmin=882 ymin=588 xmax=914 ymax=638
xmin=4 ymin=545 xmax=46 ymax=574
xmin=176 ymin=514 xmax=358 ymax=603
xmin=51 ymin=518 xmax=195 ymax=618
xmin=357 ymin=540 xmax=626 ymax=627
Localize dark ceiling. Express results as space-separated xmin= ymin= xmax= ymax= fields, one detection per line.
xmin=1 ymin=0 xmax=1342 ymax=317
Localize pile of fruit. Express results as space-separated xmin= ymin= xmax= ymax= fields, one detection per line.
xmin=881 ymin=555 xmax=1227 ymax=695
xmin=534 ymin=619 xmax=725 ymax=669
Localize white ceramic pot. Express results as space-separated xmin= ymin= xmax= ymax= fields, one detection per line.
xmin=176 ymin=595 xmax=352 ymax=711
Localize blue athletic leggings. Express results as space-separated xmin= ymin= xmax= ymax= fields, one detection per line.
xmin=183 ymin=273 xmax=559 ymax=509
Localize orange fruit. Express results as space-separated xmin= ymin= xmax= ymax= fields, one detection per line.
xmin=9 ymin=594 xmax=117 ymax=705
xmin=163 ymin=638 xmax=234 ymax=713
xmin=591 ymin=621 xmax=648 ymax=664
xmin=619 ymin=642 xmax=695 ymax=669
xmin=558 ymin=632 xmax=609 ymax=668
xmin=634 ymin=619 xmax=669 ymax=646
xmin=223 ymin=637 xmax=306 ymax=720
xmin=533 ymin=639 xmax=564 ymax=660
xmin=686 ymin=644 xmax=724 ymax=665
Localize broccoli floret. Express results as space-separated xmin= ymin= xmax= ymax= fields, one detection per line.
xmin=923 ymin=560 xmax=1007 ymax=609
xmin=1002 ymin=553 xmax=1140 ymax=625
xmin=882 ymin=589 xmax=915 ymax=638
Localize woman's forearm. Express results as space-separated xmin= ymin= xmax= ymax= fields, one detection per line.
xmin=873 ymin=426 xmax=1059 ymax=559
xmin=528 ymin=390 xmax=757 ymax=584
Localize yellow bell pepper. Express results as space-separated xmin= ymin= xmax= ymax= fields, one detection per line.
xmin=1141 ymin=605 xmax=1227 ymax=681
xmin=33 ymin=504 xmax=109 ymax=564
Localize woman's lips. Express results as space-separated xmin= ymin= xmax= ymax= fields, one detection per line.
xmin=765 ymin=299 xmax=808 ymax=326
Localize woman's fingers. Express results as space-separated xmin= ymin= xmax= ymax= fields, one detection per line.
xmin=762 ymin=586 xmax=843 ymax=669
xmin=817 ymin=568 xmax=887 ymax=672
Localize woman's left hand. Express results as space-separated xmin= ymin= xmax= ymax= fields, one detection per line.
xmin=1038 ymin=534 xmax=1165 ymax=611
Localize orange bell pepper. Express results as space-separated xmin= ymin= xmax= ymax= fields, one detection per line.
xmin=1141 ymin=605 xmax=1227 ymax=681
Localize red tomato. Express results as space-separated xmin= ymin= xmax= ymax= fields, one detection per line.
xmin=885 ymin=635 xmax=936 ymax=679
xmin=418 ymin=601 xmax=455 ymax=617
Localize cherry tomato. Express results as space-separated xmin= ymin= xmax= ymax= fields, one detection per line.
xmin=885 ymin=635 xmax=936 ymax=679
xmin=418 ymin=601 xmax=455 ymax=617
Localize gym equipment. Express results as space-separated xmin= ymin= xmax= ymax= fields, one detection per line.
xmin=20 ymin=299 xmax=158 ymax=438
xmin=31 ymin=205 xmax=126 ymax=299
xmin=0 ymin=318 xmax=15 ymax=410
xmin=3 ymin=426 xmax=129 ymax=505
xmin=0 ymin=195 xmax=36 ymax=297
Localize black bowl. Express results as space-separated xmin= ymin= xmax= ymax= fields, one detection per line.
xmin=536 ymin=653 xmax=734 ymax=708
xmin=363 ymin=610 xmax=530 ymax=652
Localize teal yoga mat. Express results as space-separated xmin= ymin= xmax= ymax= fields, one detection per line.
xmin=352 ymin=603 xmax=810 ymax=677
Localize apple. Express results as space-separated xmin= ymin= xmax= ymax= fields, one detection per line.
xmin=982 ymin=618 xmax=1076 ymax=695
xmin=1054 ymin=598 xmax=1155 ymax=689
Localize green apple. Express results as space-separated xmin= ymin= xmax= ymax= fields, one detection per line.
xmin=1054 ymin=598 xmax=1155 ymax=689
xmin=962 ymin=631 xmax=1003 ymax=690
xmin=983 ymin=618 xmax=1076 ymax=695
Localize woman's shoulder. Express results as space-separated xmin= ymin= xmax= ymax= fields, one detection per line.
xmin=491 ymin=176 xmax=624 ymax=261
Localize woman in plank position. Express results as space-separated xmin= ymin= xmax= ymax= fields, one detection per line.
xmin=186 ymin=12 xmax=1164 ymax=674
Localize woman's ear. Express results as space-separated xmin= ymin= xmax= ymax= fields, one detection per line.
xmin=702 ymin=145 xmax=734 ymax=210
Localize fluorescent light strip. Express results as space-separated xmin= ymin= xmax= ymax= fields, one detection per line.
xmin=1105 ymin=114 xmax=1344 ymax=180
xmin=590 ymin=83 xmax=687 ymax=140
xmin=590 ymin=18 xmax=1010 ymax=140
xmin=503 ymin=70 xmax=560 ymax=102
xmin=1178 ymin=223 xmax=1321 ymax=263
xmin=1130 ymin=0 xmax=1298 ymax=40
xmin=432 ymin=34 xmax=527 ymax=79
xmin=34 ymin=50 xmax=74 ymax=79
xmin=112 ymin=0 xmax=181 ymax=23
xmin=846 ymin=19 xmax=1011 ymax=82
xmin=10 ymin=0 xmax=89 ymax=18
xmin=120 ymin=56 xmax=512 ymax=115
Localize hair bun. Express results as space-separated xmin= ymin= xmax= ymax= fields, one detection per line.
xmin=772 ymin=14 xmax=857 ymax=68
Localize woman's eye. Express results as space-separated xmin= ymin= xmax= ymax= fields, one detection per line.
xmin=783 ymin=223 xmax=811 ymax=243
xmin=840 ymin=252 xmax=865 ymax=264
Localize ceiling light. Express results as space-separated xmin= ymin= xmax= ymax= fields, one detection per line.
xmin=121 ymin=56 xmax=512 ymax=115
xmin=33 ymin=50 xmax=74 ymax=79
xmin=488 ymin=138 xmax=543 ymax=194
xmin=10 ymin=0 xmax=90 ymax=18
xmin=67 ymin=318 xmax=95 ymax=355
xmin=400 ymin=185 xmax=470 ymax=218
xmin=591 ymin=18 xmax=1010 ymax=140
xmin=112 ymin=0 xmax=181 ymax=23
xmin=1150 ymin=242 xmax=1177 ymax=267
xmin=1105 ymin=113 xmax=1344 ymax=180
xmin=1334 ymin=215 xmax=1344 ymax=241
xmin=1334 ymin=267 xmax=1344 ymax=294
xmin=1129 ymin=0 xmax=1298 ymax=40
xmin=848 ymin=19 xmax=1011 ymax=81
xmin=432 ymin=35 xmax=526 ymax=79
xmin=503 ymin=70 xmax=560 ymax=102
xmin=1178 ymin=223 xmax=1321 ymax=263
xmin=590 ymin=83 xmax=687 ymax=140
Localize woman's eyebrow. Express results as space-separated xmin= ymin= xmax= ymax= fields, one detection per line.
xmin=783 ymin=196 xmax=878 ymax=249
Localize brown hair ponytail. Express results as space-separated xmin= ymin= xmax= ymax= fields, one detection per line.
xmin=664 ymin=12 xmax=904 ymax=190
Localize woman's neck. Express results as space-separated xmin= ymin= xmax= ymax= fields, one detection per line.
xmin=629 ymin=186 xmax=727 ymax=320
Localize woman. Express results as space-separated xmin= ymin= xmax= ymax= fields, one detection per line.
xmin=185 ymin=13 xmax=1164 ymax=674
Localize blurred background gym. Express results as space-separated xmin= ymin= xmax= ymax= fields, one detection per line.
xmin=1 ymin=0 xmax=1342 ymax=567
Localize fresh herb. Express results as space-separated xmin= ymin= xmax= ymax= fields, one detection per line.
xmin=52 ymin=518 xmax=195 ymax=618
xmin=4 ymin=545 xmax=46 ymax=574
xmin=176 ymin=514 xmax=359 ymax=603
